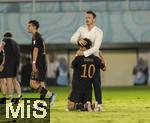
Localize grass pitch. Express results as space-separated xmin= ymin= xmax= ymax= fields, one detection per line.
xmin=1 ymin=86 xmax=150 ymax=123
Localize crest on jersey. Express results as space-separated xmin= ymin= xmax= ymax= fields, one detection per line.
xmin=33 ymin=40 xmax=36 ymax=45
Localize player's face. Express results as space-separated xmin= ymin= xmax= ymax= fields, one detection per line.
xmin=85 ymin=14 xmax=95 ymax=25
xmin=27 ymin=23 xmax=35 ymax=33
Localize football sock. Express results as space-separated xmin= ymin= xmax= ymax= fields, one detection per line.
xmin=2 ymin=94 xmax=6 ymax=98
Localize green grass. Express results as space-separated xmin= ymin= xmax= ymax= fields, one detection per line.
xmin=1 ymin=86 xmax=150 ymax=123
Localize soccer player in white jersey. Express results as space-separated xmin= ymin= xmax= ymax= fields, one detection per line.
xmin=71 ymin=10 xmax=105 ymax=112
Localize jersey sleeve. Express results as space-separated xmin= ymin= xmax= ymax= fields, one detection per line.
xmin=70 ymin=27 xmax=82 ymax=44
xmin=33 ymin=36 xmax=40 ymax=49
xmin=72 ymin=56 xmax=80 ymax=68
xmin=96 ymin=57 xmax=106 ymax=69
xmin=83 ymin=30 xmax=103 ymax=57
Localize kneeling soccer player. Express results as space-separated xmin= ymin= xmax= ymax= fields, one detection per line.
xmin=68 ymin=38 xmax=103 ymax=112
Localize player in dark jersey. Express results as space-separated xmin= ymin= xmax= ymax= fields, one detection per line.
xmin=77 ymin=39 xmax=106 ymax=112
xmin=0 ymin=32 xmax=22 ymax=104
xmin=68 ymin=38 xmax=103 ymax=112
xmin=27 ymin=20 xmax=55 ymax=104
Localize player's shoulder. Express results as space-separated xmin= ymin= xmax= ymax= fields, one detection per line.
xmin=35 ymin=32 xmax=42 ymax=39
xmin=11 ymin=39 xmax=17 ymax=44
xmin=2 ymin=37 xmax=13 ymax=44
xmin=73 ymin=56 xmax=84 ymax=63
xmin=90 ymin=55 xmax=99 ymax=59
xmin=90 ymin=55 xmax=100 ymax=62
xmin=72 ymin=56 xmax=83 ymax=67
xmin=95 ymin=26 xmax=103 ymax=33
xmin=74 ymin=55 xmax=83 ymax=60
xmin=2 ymin=38 xmax=7 ymax=43
xmin=34 ymin=32 xmax=44 ymax=43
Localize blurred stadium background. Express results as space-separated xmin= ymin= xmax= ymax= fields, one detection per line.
xmin=0 ymin=0 xmax=149 ymax=87
xmin=0 ymin=0 xmax=148 ymax=87
xmin=0 ymin=0 xmax=150 ymax=123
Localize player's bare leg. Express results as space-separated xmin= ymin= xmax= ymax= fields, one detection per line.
xmin=0 ymin=79 xmax=7 ymax=104
xmin=67 ymin=100 xmax=84 ymax=111
xmin=41 ymin=82 xmax=46 ymax=88
xmin=6 ymin=78 xmax=14 ymax=102
xmin=67 ymin=100 xmax=92 ymax=112
xmin=0 ymin=79 xmax=6 ymax=97
xmin=30 ymin=80 xmax=56 ymax=104
xmin=13 ymin=78 xmax=22 ymax=97
xmin=30 ymin=80 xmax=40 ymax=89
xmin=67 ymin=100 xmax=76 ymax=111
xmin=12 ymin=77 xmax=22 ymax=104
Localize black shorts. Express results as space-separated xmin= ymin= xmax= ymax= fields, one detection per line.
xmin=0 ymin=61 xmax=19 ymax=78
xmin=68 ymin=90 xmax=92 ymax=104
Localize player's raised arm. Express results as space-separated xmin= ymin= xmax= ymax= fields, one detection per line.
xmin=83 ymin=30 xmax=103 ymax=57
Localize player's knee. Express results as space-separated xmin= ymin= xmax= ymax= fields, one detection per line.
xmin=68 ymin=100 xmax=76 ymax=111
xmin=41 ymin=82 xmax=45 ymax=88
xmin=30 ymin=80 xmax=40 ymax=90
xmin=30 ymin=80 xmax=35 ymax=89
